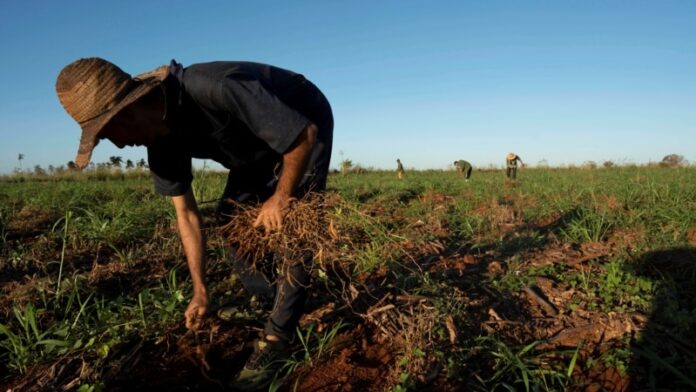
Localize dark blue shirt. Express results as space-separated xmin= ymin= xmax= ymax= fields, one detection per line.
xmin=147 ymin=60 xmax=332 ymax=196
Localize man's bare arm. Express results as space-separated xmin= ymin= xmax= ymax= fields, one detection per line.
xmin=254 ymin=123 xmax=318 ymax=231
xmin=172 ymin=188 xmax=208 ymax=329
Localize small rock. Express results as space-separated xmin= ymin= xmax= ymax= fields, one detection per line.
xmin=487 ymin=261 xmax=503 ymax=275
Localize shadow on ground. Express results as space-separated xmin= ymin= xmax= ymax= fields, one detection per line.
xmin=628 ymin=246 xmax=696 ymax=390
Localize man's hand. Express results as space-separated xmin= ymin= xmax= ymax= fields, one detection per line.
xmin=252 ymin=123 xmax=316 ymax=233
xmin=254 ymin=194 xmax=293 ymax=233
xmin=184 ymin=293 xmax=208 ymax=330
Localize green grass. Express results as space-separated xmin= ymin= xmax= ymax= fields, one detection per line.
xmin=1 ymin=165 xmax=695 ymax=390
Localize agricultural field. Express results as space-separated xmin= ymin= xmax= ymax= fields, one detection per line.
xmin=1 ymin=166 xmax=695 ymax=391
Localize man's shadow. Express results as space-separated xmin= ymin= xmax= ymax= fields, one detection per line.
xmin=629 ymin=246 xmax=696 ymax=390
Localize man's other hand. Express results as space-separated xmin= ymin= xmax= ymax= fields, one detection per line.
xmin=254 ymin=194 xmax=293 ymax=233
xmin=184 ymin=293 xmax=208 ymax=330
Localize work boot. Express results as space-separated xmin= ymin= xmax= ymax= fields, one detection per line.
xmin=230 ymin=338 xmax=290 ymax=391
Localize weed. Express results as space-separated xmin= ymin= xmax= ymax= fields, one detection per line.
xmin=295 ymin=319 xmax=349 ymax=367
xmin=475 ymin=337 xmax=577 ymax=391
xmin=52 ymin=210 xmax=72 ymax=303
xmin=559 ymin=207 xmax=613 ymax=244
xmin=490 ymin=256 xmax=530 ymax=292
xmin=0 ymin=210 xmax=8 ymax=246
xmin=600 ymin=344 xmax=631 ymax=376
xmin=0 ymin=303 xmax=71 ymax=373
xmin=270 ymin=320 xmax=349 ymax=390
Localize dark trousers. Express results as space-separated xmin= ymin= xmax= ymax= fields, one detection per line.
xmin=217 ymin=106 xmax=333 ymax=342
xmin=464 ymin=167 xmax=472 ymax=179
xmin=506 ymin=167 xmax=517 ymax=179
xmin=229 ymin=250 xmax=310 ymax=342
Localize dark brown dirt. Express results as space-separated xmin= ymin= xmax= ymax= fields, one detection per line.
xmin=1 ymin=268 xmax=634 ymax=392
xmin=104 ymin=325 xmax=250 ymax=392
xmin=6 ymin=206 xmax=58 ymax=240
xmin=289 ymin=328 xmax=395 ymax=392
xmin=0 ymin=192 xmax=642 ymax=391
xmin=687 ymin=227 xmax=696 ymax=247
xmin=581 ymin=366 xmax=631 ymax=392
xmin=0 ymin=322 xmax=253 ymax=392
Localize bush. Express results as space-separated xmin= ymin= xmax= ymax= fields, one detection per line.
xmin=660 ymin=154 xmax=686 ymax=168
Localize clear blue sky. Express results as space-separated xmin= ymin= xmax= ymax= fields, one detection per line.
xmin=1 ymin=0 xmax=695 ymax=173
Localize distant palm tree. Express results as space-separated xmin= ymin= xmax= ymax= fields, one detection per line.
xmin=109 ymin=156 xmax=123 ymax=168
xmin=340 ymin=159 xmax=353 ymax=175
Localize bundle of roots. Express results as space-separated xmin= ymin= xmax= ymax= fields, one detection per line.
xmin=218 ymin=193 xmax=340 ymax=272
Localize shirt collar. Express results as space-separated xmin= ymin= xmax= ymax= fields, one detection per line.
xmin=163 ymin=59 xmax=184 ymax=122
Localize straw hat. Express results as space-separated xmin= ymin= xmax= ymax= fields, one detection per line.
xmin=56 ymin=58 xmax=169 ymax=168
xmin=506 ymin=152 xmax=517 ymax=161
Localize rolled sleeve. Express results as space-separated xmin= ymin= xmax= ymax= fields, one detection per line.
xmin=147 ymin=138 xmax=193 ymax=196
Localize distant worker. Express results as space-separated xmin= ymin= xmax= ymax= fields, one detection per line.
xmin=506 ymin=152 xmax=524 ymax=180
xmin=396 ymin=158 xmax=405 ymax=179
xmin=453 ymin=160 xmax=472 ymax=181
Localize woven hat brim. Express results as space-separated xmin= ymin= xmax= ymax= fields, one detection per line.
xmin=75 ymin=65 xmax=169 ymax=169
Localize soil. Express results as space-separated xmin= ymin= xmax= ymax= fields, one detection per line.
xmin=0 ymin=195 xmax=645 ymax=391
xmin=687 ymin=227 xmax=696 ymax=247
xmin=290 ymin=328 xmax=395 ymax=392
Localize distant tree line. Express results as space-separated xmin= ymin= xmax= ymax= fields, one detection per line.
xmin=13 ymin=155 xmax=148 ymax=176
xmin=8 ymin=153 xmax=692 ymax=177
xmin=544 ymin=154 xmax=688 ymax=170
